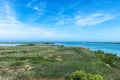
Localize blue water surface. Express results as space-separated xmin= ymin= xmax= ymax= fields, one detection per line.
xmin=56 ymin=42 xmax=120 ymax=56
xmin=0 ymin=44 xmax=19 ymax=46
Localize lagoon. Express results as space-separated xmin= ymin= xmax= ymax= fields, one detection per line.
xmin=0 ymin=44 xmax=19 ymax=46
xmin=56 ymin=42 xmax=120 ymax=56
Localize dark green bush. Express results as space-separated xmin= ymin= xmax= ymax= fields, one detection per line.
xmin=94 ymin=50 xmax=120 ymax=70
xmin=26 ymin=43 xmax=35 ymax=46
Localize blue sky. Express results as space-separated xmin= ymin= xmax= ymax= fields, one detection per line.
xmin=0 ymin=0 xmax=120 ymax=42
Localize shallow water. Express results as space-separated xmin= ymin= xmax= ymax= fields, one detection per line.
xmin=0 ymin=44 xmax=19 ymax=46
xmin=56 ymin=42 xmax=120 ymax=56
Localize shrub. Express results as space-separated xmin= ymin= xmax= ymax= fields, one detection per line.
xmin=88 ymin=74 xmax=104 ymax=80
xmin=26 ymin=43 xmax=35 ymax=46
xmin=65 ymin=70 xmax=104 ymax=80
xmin=95 ymin=50 xmax=120 ymax=70
xmin=18 ymin=43 xmax=35 ymax=46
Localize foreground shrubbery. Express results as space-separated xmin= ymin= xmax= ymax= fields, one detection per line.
xmin=65 ymin=70 xmax=104 ymax=80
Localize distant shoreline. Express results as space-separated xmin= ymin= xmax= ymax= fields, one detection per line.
xmin=0 ymin=42 xmax=120 ymax=44
xmin=0 ymin=42 xmax=120 ymax=57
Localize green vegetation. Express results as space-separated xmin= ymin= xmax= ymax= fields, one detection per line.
xmin=65 ymin=70 xmax=104 ymax=80
xmin=0 ymin=43 xmax=119 ymax=80
xmin=19 ymin=43 xmax=36 ymax=46
xmin=94 ymin=50 xmax=120 ymax=70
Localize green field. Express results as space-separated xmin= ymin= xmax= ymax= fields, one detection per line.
xmin=0 ymin=43 xmax=119 ymax=80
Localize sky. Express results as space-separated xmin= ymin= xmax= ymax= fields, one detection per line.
xmin=0 ymin=0 xmax=120 ymax=42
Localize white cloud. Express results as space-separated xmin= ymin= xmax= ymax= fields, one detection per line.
xmin=75 ymin=13 xmax=114 ymax=26
xmin=27 ymin=0 xmax=47 ymax=11
xmin=0 ymin=2 xmax=67 ymax=40
xmin=51 ymin=13 xmax=115 ymax=27
xmin=0 ymin=1 xmax=116 ymax=41
xmin=33 ymin=6 xmax=39 ymax=11
xmin=26 ymin=0 xmax=36 ymax=7
xmin=56 ymin=17 xmax=72 ymax=26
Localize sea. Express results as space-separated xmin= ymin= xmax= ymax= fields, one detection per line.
xmin=56 ymin=42 xmax=120 ymax=56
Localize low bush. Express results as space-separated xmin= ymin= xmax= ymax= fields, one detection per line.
xmin=65 ymin=70 xmax=104 ymax=80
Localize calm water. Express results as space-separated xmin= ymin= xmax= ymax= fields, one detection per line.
xmin=0 ymin=44 xmax=19 ymax=46
xmin=56 ymin=42 xmax=120 ymax=56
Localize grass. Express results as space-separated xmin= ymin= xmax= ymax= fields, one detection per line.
xmin=0 ymin=44 xmax=119 ymax=80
